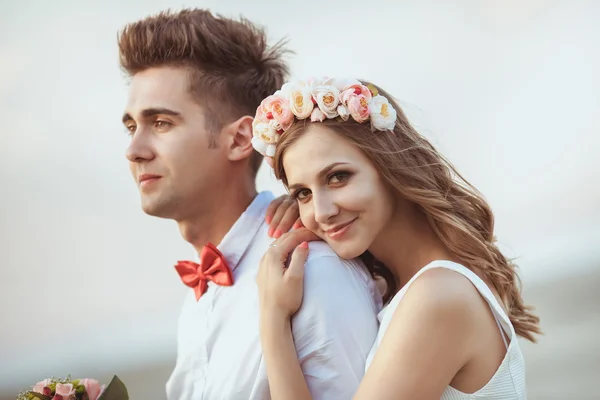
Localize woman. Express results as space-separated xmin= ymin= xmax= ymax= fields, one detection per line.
xmin=253 ymin=77 xmax=541 ymax=399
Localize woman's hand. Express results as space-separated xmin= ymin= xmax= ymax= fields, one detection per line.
xmin=265 ymin=195 xmax=303 ymax=238
xmin=257 ymin=229 xmax=320 ymax=320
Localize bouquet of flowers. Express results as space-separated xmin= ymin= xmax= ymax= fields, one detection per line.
xmin=16 ymin=375 xmax=128 ymax=400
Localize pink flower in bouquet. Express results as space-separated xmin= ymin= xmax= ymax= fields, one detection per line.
xmin=80 ymin=378 xmax=106 ymax=400
xmin=32 ymin=379 xmax=52 ymax=396
xmin=52 ymin=383 xmax=75 ymax=400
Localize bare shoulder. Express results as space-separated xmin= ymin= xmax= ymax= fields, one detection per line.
xmin=356 ymin=266 xmax=487 ymax=398
xmin=395 ymin=266 xmax=486 ymax=329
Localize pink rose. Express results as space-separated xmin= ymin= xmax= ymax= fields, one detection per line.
xmin=32 ymin=379 xmax=52 ymax=395
xmin=260 ymin=94 xmax=294 ymax=131
xmin=347 ymin=95 xmax=370 ymax=123
xmin=254 ymin=103 xmax=267 ymax=122
xmin=310 ymin=108 xmax=326 ymax=122
xmin=53 ymin=383 xmax=75 ymax=400
xmin=340 ymin=83 xmax=372 ymax=106
xmin=80 ymin=378 xmax=105 ymax=400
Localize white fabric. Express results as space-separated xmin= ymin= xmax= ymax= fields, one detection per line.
xmin=365 ymin=260 xmax=527 ymax=400
xmin=166 ymin=191 xmax=382 ymax=400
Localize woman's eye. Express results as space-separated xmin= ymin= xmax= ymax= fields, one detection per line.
xmin=293 ymin=189 xmax=311 ymax=200
xmin=328 ymin=171 xmax=350 ymax=184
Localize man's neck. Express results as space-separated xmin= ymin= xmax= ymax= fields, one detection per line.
xmin=177 ymin=181 xmax=257 ymax=255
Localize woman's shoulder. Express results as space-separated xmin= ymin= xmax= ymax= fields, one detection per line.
xmin=400 ymin=265 xmax=486 ymax=320
xmin=380 ymin=262 xmax=497 ymax=344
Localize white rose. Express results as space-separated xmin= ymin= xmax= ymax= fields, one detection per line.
xmin=254 ymin=122 xmax=278 ymax=143
xmin=287 ymin=83 xmax=314 ymax=119
xmin=251 ymin=122 xmax=279 ymax=156
xmin=313 ymin=85 xmax=340 ymax=119
xmin=269 ymin=118 xmax=282 ymax=132
xmin=369 ymin=95 xmax=397 ymax=131
xmin=337 ymin=104 xmax=350 ymax=121
xmin=310 ymin=107 xmax=326 ymax=122
xmin=251 ymin=136 xmax=276 ymax=157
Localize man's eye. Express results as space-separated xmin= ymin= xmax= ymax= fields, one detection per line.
xmin=125 ymin=125 xmax=136 ymax=135
xmin=155 ymin=120 xmax=172 ymax=129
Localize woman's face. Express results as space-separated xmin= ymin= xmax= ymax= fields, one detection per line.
xmin=283 ymin=124 xmax=397 ymax=259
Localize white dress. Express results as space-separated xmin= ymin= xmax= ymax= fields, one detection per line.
xmin=365 ymin=260 xmax=527 ymax=399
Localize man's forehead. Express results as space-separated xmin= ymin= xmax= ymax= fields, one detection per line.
xmin=124 ymin=72 xmax=196 ymax=119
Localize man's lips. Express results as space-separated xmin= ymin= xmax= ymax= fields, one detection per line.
xmin=138 ymin=174 xmax=161 ymax=187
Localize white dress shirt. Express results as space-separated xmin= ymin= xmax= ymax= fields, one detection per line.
xmin=166 ymin=191 xmax=382 ymax=400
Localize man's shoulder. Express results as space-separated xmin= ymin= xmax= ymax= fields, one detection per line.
xmin=302 ymin=241 xmax=381 ymax=307
xmin=305 ymin=241 xmax=369 ymax=280
xmin=292 ymin=241 xmax=382 ymax=347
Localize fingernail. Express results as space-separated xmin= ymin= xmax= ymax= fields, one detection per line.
xmin=299 ymin=241 xmax=309 ymax=249
xmin=268 ymin=226 xmax=275 ymax=237
xmin=265 ymin=216 xmax=272 ymax=224
xmin=292 ymin=222 xmax=301 ymax=229
xmin=273 ymin=229 xmax=282 ymax=238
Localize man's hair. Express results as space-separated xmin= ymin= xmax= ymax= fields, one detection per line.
xmin=117 ymin=9 xmax=291 ymax=175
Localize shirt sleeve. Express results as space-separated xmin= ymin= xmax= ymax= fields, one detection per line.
xmin=290 ymin=242 xmax=381 ymax=400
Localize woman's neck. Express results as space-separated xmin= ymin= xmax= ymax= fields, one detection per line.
xmin=368 ymin=203 xmax=456 ymax=290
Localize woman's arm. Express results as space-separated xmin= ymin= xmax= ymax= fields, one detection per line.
xmin=257 ymin=229 xmax=318 ymax=400
xmin=258 ymin=233 xmax=478 ymax=400
xmin=354 ymin=268 xmax=478 ymax=400
xmin=260 ymin=313 xmax=312 ymax=400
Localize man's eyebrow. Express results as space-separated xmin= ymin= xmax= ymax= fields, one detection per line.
xmin=121 ymin=108 xmax=181 ymax=124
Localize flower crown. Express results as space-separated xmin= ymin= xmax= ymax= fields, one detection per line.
xmin=251 ymin=77 xmax=397 ymax=158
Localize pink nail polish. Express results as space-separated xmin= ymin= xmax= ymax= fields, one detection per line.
xmin=300 ymin=241 xmax=309 ymax=249
xmin=274 ymin=229 xmax=282 ymax=238
xmin=265 ymin=216 xmax=272 ymax=224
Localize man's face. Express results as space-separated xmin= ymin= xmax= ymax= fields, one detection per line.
xmin=122 ymin=66 xmax=225 ymax=220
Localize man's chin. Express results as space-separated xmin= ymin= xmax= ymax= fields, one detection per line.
xmin=141 ymin=200 xmax=172 ymax=219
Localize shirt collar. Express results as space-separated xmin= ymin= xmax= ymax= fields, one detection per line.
xmin=214 ymin=191 xmax=274 ymax=272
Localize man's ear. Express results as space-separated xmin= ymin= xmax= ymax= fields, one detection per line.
xmin=223 ymin=115 xmax=255 ymax=162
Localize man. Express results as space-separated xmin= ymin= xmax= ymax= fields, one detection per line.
xmin=118 ymin=9 xmax=381 ymax=399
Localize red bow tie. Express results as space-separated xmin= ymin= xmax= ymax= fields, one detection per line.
xmin=175 ymin=243 xmax=234 ymax=301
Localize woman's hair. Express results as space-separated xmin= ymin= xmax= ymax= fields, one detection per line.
xmin=272 ymin=82 xmax=541 ymax=342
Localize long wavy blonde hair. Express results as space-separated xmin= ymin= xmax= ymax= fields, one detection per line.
xmin=271 ymin=82 xmax=541 ymax=342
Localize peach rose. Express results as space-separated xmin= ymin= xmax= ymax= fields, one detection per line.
xmin=262 ymin=93 xmax=294 ymax=131
xmin=347 ymin=95 xmax=370 ymax=123
xmin=281 ymin=81 xmax=313 ymax=119
xmin=340 ymin=82 xmax=373 ymax=106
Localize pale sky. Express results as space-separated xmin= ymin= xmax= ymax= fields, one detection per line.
xmin=1 ymin=0 xmax=599 ymax=390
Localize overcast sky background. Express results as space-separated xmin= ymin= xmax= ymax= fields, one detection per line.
xmin=1 ymin=0 xmax=598 ymax=393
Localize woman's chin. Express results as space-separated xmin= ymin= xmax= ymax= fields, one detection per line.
xmin=328 ymin=240 xmax=368 ymax=260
